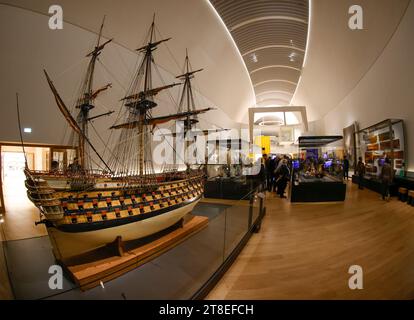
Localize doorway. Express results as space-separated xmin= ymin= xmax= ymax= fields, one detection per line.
xmin=0 ymin=145 xmax=48 ymax=240
xmin=0 ymin=144 xmax=77 ymax=240
xmin=1 ymin=146 xmax=49 ymax=212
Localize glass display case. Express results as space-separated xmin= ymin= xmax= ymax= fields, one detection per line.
xmin=353 ymin=119 xmax=406 ymax=194
xmin=0 ymin=185 xmax=265 ymax=300
xmin=291 ymin=136 xmax=347 ymax=202
xmin=355 ymin=119 xmax=405 ymax=178
xmin=204 ymin=138 xmax=259 ymax=200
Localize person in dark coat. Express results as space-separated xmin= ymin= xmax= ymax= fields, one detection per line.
xmin=263 ymin=154 xmax=271 ymax=191
xmin=268 ymin=156 xmax=277 ymax=192
xmin=343 ymin=156 xmax=350 ymax=180
xmin=275 ymin=158 xmax=290 ymax=198
xmin=380 ymin=158 xmax=393 ymax=201
xmin=356 ymin=157 xmax=366 ymax=190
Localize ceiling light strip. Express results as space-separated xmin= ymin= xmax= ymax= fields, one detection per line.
xmin=250 ymin=65 xmax=301 ymax=74
xmin=254 ymin=79 xmax=298 ymax=87
xmin=291 ymin=0 xmax=312 ymax=104
xmin=256 ymin=90 xmax=294 ymax=97
xmin=206 ymin=0 xmax=256 ymax=105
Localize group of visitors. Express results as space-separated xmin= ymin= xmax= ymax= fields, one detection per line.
xmin=353 ymin=156 xmax=394 ymax=201
xmin=50 ymin=157 xmax=83 ymax=173
xmin=262 ymin=154 xmax=291 ymax=199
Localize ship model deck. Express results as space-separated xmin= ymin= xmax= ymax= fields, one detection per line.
xmin=23 ymin=16 xmax=214 ymax=260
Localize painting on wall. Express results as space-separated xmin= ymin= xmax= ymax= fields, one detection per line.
xmin=343 ymin=122 xmax=358 ymax=168
xmin=280 ymin=127 xmax=294 ymax=142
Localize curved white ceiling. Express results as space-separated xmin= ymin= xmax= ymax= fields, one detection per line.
xmin=1 ymin=0 xmax=410 ymax=130
xmin=209 ymin=0 xmax=309 ymax=106
xmin=291 ymin=0 xmax=411 ymax=122
xmin=0 ymin=0 xmax=256 ymax=129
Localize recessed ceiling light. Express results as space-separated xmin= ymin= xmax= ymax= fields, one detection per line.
xmin=24 ymin=128 xmax=32 ymax=133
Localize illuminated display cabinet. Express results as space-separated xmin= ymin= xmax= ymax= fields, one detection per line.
xmin=291 ymin=136 xmax=347 ymax=202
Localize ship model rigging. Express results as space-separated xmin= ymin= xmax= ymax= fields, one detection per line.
xmin=24 ymin=17 xmax=213 ymax=260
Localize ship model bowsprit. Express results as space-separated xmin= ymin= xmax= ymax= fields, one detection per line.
xmin=24 ymin=17 xmax=213 ymax=261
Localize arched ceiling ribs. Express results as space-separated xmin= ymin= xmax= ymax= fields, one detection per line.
xmin=256 ymin=93 xmax=293 ymax=104
xmin=229 ymin=16 xmax=307 ymax=32
xmin=254 ymin=81 xmax=297 ymax=94
xmin=256 ymin=99 xmax=291 ymax=107
xmin=209 ymin=0 xmax=309 ymax=111
xmin=250 ymin=67 xmax=301 ymax=85
xmin=254 ymin=79 xmax=298 ymax=88
xmin=244 ymin=47 xmax=304 ymax=71
xmin=243 ymin=45 xmax=305 ymax=57
xmin=256 ymin=90 xmax=294 ymax=97
xmin=250 ymin=65 xmax=301 ymax=75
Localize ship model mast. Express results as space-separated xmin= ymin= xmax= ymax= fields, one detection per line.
xmin=176 ymin=50 xmax=203 ymax=132
xmin=44 ymin=17 xmax=114 ymax=175
xmin=76 ymin=16 xmax=113 ymax=170
xmin=42 ymin=16 xmax=213 ymax=186
xmin=109 ymin=17 xmax=212 ymax=184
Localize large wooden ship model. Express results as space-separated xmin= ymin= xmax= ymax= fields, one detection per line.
xmin=24 ymin=18 xmax=213 ymax=261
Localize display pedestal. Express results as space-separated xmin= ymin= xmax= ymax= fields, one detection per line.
xmin=352 ymin=175 xmax=398 ymax=196
xmin=61 ymin=215 xmax=208 ymax=291
xmin=291 ymin=176 xmax=346 ymax=202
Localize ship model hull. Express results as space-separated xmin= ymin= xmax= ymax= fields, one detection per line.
xmin=26 ymin=171 xmax=204 ymax=260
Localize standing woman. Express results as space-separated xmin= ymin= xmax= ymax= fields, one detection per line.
xmin=380 ymin=158 xmax=393 ymax=201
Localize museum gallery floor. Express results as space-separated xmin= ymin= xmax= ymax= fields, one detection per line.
xmin=2 ymin=181 xmax=414 ymax=299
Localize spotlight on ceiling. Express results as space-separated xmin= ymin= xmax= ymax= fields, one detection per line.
xmin=250 ymin=53 xmax=258 ymax=63
xmin=24 ymin=128 xmax=32 ymax=133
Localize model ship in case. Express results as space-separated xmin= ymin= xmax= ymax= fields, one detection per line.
xmin=24 ymin=18 xmax=212 ymax=261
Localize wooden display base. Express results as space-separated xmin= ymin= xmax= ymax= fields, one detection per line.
xmin=61 ymin=215 xmax=208 ymax=291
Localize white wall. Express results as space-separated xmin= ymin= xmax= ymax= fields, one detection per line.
xmin=321 ymin=1 xmax=414 ymax=171
xmin=291 ymin=0 xmax=410 ymax=122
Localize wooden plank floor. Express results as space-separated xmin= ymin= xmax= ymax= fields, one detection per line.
xmin=1 ymin=185 xmax=47 ymax=241
xmin=207 ymin=181 xmax=414 ymax=299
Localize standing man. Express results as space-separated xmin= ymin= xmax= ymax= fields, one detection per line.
xmin=263 ymin=153 xmax=271 ymax=191
xmin=356 ymin=157 xmax=366 ymax=190
xmin=343 ymin=155 xmax=350 ymax=180
xmin=380 ymin=158 xmax=393 ymax=201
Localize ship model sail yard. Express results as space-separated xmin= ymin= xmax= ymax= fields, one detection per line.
xmin=23 ymin=17 xmax=213 ymax=261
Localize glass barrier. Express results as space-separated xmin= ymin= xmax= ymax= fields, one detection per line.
xmin=0 ymin=183 xmax=265 ymax=300
xmin=0 ymin=227 xmax=13 ymax=300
